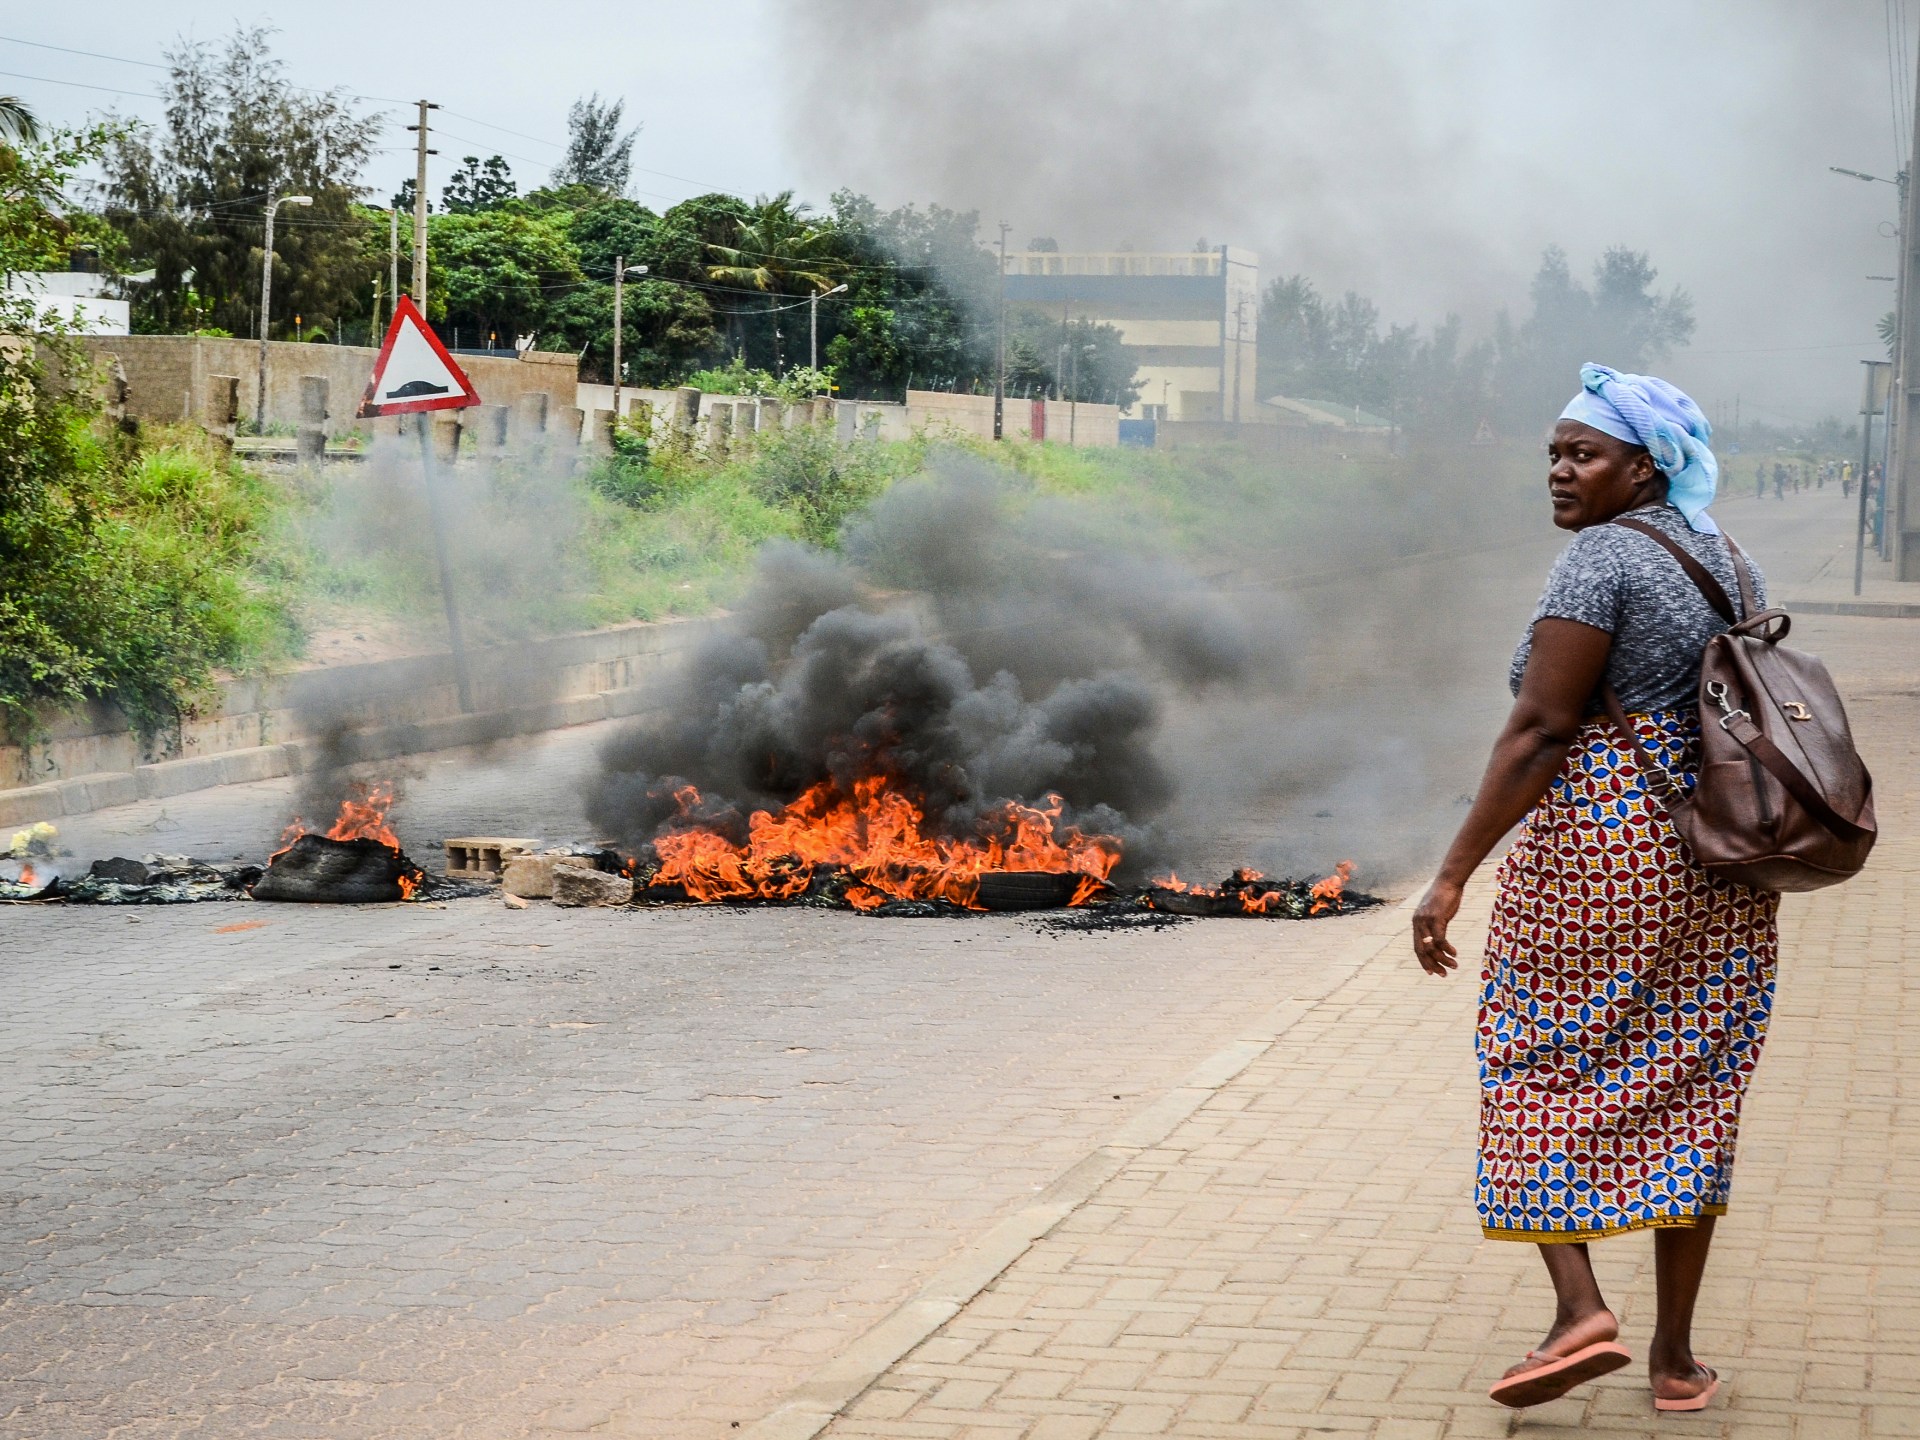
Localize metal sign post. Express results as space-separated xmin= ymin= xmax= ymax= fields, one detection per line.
xmin=357 ymin=294 xmax=484 ymax=711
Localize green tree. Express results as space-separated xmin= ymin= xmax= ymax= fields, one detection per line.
xmin=705 ymin=191 xmax=842 ymax=374
xmin=101 ymin=26 xmax=382 ymax=339
xmin=552 ymin=93 xmax=638 ymax=194
xmin=441 ymin=155 xmax=515 ymax=214
xmin=426 ymin=207 xmax=582 ymax=345
xmin=0 ymin=95 xmax=38 ymax=147
xmin=2 ymin=129 xmax=296 ymax=743
xmin=1493 ymin=245 xmax=1694 ymax=429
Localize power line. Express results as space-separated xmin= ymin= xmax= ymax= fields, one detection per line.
xmin=0 ymin=66 xmax=158 ymax=101
xmin=0 ymin=34 xmax=167 ymax=69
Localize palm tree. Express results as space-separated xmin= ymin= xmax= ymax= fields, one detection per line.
xmin=0 ymin=96 xmax=40 ymax=147
xmin=705 ymin=191 xmax=840 ymax=374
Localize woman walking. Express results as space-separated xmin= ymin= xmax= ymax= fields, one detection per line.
xmin=1412 ymin=364 xmax=1776 ymax=1413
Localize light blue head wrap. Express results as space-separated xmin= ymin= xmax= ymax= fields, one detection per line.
xmin=1558 ymin=362 xmax=1720 ymax=534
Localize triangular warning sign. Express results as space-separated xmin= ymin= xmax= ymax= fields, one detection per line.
xmin=357 ymin=295 xmax=482 ymax=417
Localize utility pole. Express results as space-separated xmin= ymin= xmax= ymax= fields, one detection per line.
xmin=1890 ymin=31 xmax=1920 ymax=577
xmin=810 ymin=281 xmax=847 ymax=377
xmin=388 ymin=208 xmax=400 ymax=330
xmin=993 ymin=221 xmax=1010 ymax=440
xmin=406 ymin=100 xmax=438 ymax=307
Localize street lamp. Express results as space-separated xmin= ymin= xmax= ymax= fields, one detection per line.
xmin=256 ymin=190 xmax=312 ymax=430
xmin=810 ymin=282 xmax=846 ymax=379
xmin=612 ymin=258 xmax=648 ymax=420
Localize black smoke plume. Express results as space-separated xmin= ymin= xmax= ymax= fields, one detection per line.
xmin=583 ymin=455 xmax=1261 ymax=876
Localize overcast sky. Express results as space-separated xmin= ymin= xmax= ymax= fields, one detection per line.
xmin=5 ymin=1 xmax=1911 ymax=426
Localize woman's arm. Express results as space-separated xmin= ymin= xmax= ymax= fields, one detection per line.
xmin=1410 ymin=618 xmax=1614 ymax=977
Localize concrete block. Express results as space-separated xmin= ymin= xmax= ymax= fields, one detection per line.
xmin=217 ymin=746 xmax=291 ymax=786
xmin=445 ymin=837 xmax=536 ymax=880
xmin=551 ymin=865 xmax=633 ymax=908
xmin=80 ymin=772 xmax=142 ymax=810
xmin=0 ymin=783 xmax=67 ymax=827
xmin=136 ymin=753 xmax=229 ymax=800
xmin=502 ymin=852 xmax=594 ymax=898
xmin=601 ymin=688 xmax=662 ymax=719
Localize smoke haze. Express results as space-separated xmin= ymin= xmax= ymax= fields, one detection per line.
xmin=779 ymin=0 xmax=1905 ymax=425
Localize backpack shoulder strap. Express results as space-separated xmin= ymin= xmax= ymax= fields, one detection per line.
xmin=1723 ymin=535 xmax=1758 ymax=621
xmin=1610 ymin=516 xmax=1738 ymax=625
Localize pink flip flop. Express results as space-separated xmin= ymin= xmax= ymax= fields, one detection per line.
xmin=1653 ymin=1366 xmax=1720 ymax=1413
xmin=1488 ymin=1341 xmax=1632 ymax=1408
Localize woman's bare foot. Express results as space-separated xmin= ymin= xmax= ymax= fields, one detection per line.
xmin=1499 ymin=1307 xmax=1620 ymax=1380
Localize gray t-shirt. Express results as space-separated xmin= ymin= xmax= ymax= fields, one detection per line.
xmin=1508 ymin=503 xmax=1769 ymax=715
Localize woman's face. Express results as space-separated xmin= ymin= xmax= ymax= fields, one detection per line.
xmin=1546 ymin=420 xmax=1665 ymax=530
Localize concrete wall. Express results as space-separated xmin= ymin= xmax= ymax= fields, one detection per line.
xmin=907 ymin=391 xmax=1120 ymax=446
xmin=1156 ymin=421 xmax=1395 ymax=456
xmin=77 ymin=336 xmax=579 ymax=439
xmin=0 ymin=617 xmax=717 ymax=827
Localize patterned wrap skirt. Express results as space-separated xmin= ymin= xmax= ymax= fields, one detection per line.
xmin=1477 ymin=708 xmax=1779 ymax=1243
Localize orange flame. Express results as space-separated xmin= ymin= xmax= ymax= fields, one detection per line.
xmin=646 ymin=778 xmax=1121 ymax=910
xmin=1310 ymin=860 xmax=1355 ymax=916
xmin=19 ymin=863 xmax=37 ymax=888
xmin=273 ymin=782 xmax=418 ymax=899
xmin=275 ymin=781 xmax=403 ymax=860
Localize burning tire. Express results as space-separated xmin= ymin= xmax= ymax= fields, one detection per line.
xmin=252 ymin=834 xmax=414 ymax=903
xmin=975 ymin=871 xmax=1085 ymax=912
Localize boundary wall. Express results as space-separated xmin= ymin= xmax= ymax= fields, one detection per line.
xmin=76 ymin=336 xmax=579 ymax=439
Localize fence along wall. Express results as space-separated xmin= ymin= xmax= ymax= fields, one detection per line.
xmin=77 ymin=335 xmax=578 ymax=439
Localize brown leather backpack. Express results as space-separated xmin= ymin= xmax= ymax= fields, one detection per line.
xmin=1599 ymin=518 xmax=1876 ymax=893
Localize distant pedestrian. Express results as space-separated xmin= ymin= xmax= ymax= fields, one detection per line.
xmin=1843 ymin=461 xmax=1854 ymax=498
xmin=1755 ymin=462 xmax=1766 ymax=500
xmin=1773 ymin=463 xmax=1786 ymax=500
xmin=1415 ymin=364 xmax=1767 ymax=1416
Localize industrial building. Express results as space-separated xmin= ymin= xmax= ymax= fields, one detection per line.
xmin=1000 ymin=245 xmax=1259 ymax=423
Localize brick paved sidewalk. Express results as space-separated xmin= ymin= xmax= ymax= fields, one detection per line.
xmin=795 ymin=627 xmax=1920 ymax=1439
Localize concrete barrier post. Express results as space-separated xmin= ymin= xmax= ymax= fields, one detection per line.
xmin=203 ymin=374 xmax=240 ymax=458
xmin=476 ymin=403 xmax=509 ymax=455
xmin=296 ymin=375 xmax=328 ymax=466
xmin=788 ymin=398 xmax=814 ymax=429
xmin=706 ymin=400 xmax=732 ymax=457
xmin=431 ymin=413 xmax=461 ymax=464
xmin=626 ymin=398 xmax=654 ymax=448
xmin=511 ymin=392 xmax=549 ymax=448
xmin=674 ymin=387 xmax=700 ymax=435
xmin=835 ymin=398 xmax=856 ymax=442
xmin=588 ymin=408 xmax=615 ymax=453
xmin=734 ymin=399 xmax=759 ymax=437
xmin=757 ymin=397 xmax=783 ymax=434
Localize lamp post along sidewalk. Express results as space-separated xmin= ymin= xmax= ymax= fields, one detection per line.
xmin=612 ymin=258 xmax=647 ymax=421
xmin=255 ymin=190 xmax=312 ymax=431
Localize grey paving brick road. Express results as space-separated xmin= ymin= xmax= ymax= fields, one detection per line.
xmin=0 ymin=481 xmax=1883 ymax=1439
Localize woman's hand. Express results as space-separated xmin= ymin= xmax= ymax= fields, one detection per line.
xmin=1412 ymin=878 xmax=1464 ymax=977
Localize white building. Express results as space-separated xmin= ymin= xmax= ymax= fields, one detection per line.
xmin=1001 ymin=246 xmax=1259 ymax=422
xmin=4 ymin=270 xmax=131 ymax=335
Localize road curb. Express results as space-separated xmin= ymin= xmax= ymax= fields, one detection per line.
xmin=739 ymin=894 xmax=1418 ymax=1440
xmin=1784 ymin=598 xmax=1920 ymax=619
